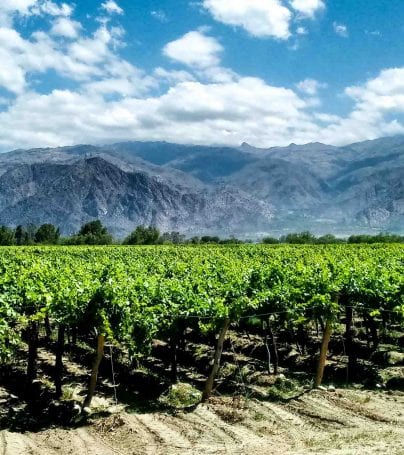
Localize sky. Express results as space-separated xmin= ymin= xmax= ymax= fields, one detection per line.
xmin=0 ymin=0 xmax=403 ymax=151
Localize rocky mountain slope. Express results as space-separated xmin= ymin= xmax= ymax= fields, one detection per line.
xmin=0 ymin=136 xmax=403 ymax=237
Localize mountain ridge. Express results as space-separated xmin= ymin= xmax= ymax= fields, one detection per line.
xmin=0 ymin=135 xmax=402 ymax=237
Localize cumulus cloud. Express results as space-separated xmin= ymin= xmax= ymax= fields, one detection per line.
xmin=296 ymin=78 xmax=327 ymax=96
xmin=345 ymin=68 xmax=404 ymax=114
xmin=202 ymin=0 xmax=292 ymax=39
xmin=163 ymin=30 xmax=223 ymax=68
xmin=333 ymin=22 xmax=348 ymax=37
xmin=153 ymin=67 xmax=195 ymax=84
xmin=0 ymin=3 xmax=403 ymax=152
xmin=0 ymin=1 xmax=74 ymax=28
xmin=37 ymin=1 xmax=73 ymax=16
xmin=290 ymin=0 xmax=325 ymax=18
xmin=1 ymin=64 xmax=404 ymax=151
xmin=101 ymin=1 xmax=123 ymax=15
xmin=0 ymin=0 xmax=38 ymax=15
xmin=314 ymin=68 xmax=404 ymax=144
xmin=0 ymin=77 xmax=313 ymax=150
xmin=51 ymin=17 xmax=81 ymax=38
xmin=0 ymin=17 xmax=150 ymax=96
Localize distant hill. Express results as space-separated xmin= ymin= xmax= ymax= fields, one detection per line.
xmin=0 ymin=135 xmax=402 ymax=237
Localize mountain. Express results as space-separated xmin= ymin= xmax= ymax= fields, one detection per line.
xmin=0 ymin=156 xmax=273 ymax=237
xmin=0 ymin=135 xmax=403 ymax=237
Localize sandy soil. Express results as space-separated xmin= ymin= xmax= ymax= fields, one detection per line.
xmin=1 ymin=387 xmax=403 ymax=455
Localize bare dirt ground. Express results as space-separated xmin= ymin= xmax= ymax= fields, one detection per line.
xmin=0 ymin=387 xmax=403 ymax=455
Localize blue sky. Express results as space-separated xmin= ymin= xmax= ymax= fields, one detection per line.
xmin=0 ymin=0 xmax=403 ymax=150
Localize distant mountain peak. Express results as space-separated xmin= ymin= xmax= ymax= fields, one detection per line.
xmin=0 ymin=136 xmax=402 ymax=236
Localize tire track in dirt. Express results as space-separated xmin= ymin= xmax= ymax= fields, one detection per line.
xmin=134 ymin=413 xmax=193 ymax=451
xmin=1 ymin=431 xmax=35 ymax=455
xmin=25 ymin=428 xmax=117 ymax=455
xmin=0 ymin=390 xmax=403 ymax=455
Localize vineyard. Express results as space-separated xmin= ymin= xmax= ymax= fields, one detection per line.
xmin=0 ymin=244 xmax=403 ymax=453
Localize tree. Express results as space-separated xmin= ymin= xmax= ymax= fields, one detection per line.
xmin=200 ymin=236 xmax=220 ymax=244
xmin=316 ymin=234 xmax=344 ymax=244
xmin=0 ymin=226 xmax=15 ymax=245
xmin=14 ymin=224 xmax=36 ymax=245
xmin=282 ymin=231 xmax=316 ymax=244
xmin=15 ymin=225 xmax=24 ymax=246
xmin=70 ymin=220 xmax=113 ymax=245
xmin=262 ymin=236 xmax=279 ymax=244
xmin=123 ymin=226 xmax=160 ymax=245
xmin=35 ymin=224 xmax=60 ymax=244
xmin=159 ymin=231 xmax=185 ymax=244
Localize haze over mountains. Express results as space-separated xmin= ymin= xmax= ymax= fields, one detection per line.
xmin=0 ymin=136 xmax=403 ymax=238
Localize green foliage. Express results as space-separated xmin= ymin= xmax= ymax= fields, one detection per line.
xmin=267 ymin=376 xmax=302 ymax=401
xmin=348 ymin=233 xmax=404 ymax=244
xmin=0 ymin=226 xmax=15 ymax=245
xmin=123 ymin=225 xmax=160 ymax=245
xmin=262 ymin=236 xmax=280 ymax=244
xmin=316 ymin=234 xmax=345 ymax=244
xmin=200 ymin=236 xmax=220 ymax=244
xmin=281 ymin=231 xmax=317 ymax=244
xmin=159 ymin=231 xmax=186 ymax=244
xmin=262 ymin=231 xmax=403 ymax=244
xmin=69 ymin=220 xmax=113 ymax=245
xmin=0 ymin=244 xmax=402 ymax=378
xmin=159 ymin=383 xmax=202 ymax=408
xmin=35 ymin=224 xmax=60 ymax=244
xmin=14 ymin=224 xmax=37 ymax=245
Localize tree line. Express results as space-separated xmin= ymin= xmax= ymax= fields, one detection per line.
xmin=0 ymin=221 xmax=402 ymax=245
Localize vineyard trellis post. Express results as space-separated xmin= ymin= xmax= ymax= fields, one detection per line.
xmin=83 ymin=334 xmax=105 ymax=409
xmin=202 ymin=317 xmax=231 ymax=402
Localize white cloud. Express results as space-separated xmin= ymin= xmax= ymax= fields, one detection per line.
xmin=0 ymin=50 xmax=27 ymax=94
xmin=345 ymin=68 xmax=404 ymax=113
xmin=296 ymin=78 xmax=327 ymax=96
xmin=0 ymin=3 xmax=404 ymax=152
xmin=154 ymin=67 xmax=195 ymax=84
xmin=314 ymin=112 xmax=340 ymax=123
xmin=0 ymin=77 xmax=314 ymax=150
xmin=315 ymin=68 xmax=404 ymax=144
xmin=51 ymin=17 xmax=81 ymax=38
xmin=296 ymin=26 xmax=308 ymax=35
xmin=101 ymin=1 xmax=123 ymax=15
xmin=38 ymin=1 xmax=73 ymax=16
xmin=202 ymin=0 xmax=292 ymax=40
xmin=163 ymin=30 xmax=223 ymax=68
xmin=0 ymin=20 xmax=150 ymax=97
xmin=0 ymin=1 xmax=73 ymax=27
xmin=1 ymin=66 xmax=404 ymax=151
xmin=151 ymin=10 xmax=168 ymax=23
xmin=365 ymin=30 xmax=382 ymax=37
xmin=333 ymin=22 xmax=348 ymax=38
xmin=0 ymin=0 xmax=38 ymax=15
xmin=290 ymin=0 xmax=325 ymax=18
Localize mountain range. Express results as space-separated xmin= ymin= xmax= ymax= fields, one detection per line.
xmin=0 ymin=135 xmax=403 ymax=238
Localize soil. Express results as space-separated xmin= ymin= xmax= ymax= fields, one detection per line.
xmin=1 ymin=326 xmax=403 ymax=455
xmin=0 ymin=387 xmax=403 ymax=454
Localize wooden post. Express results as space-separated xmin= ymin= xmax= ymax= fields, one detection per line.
xmin=315 ymin=319 xmax=332 ymax=388
xmin=170 ymin=334 xmax=178 ymax=384
xmin=263 ymin=320 xmax=271 ymax=374
xmin=44 ymin=316 xmax=52 ymax=343
xmin=55 ymin=324 xmax=65 ymax=399
xmin=267 ymin=320 xmax=279 ymax=376
xmin=345 ymin=305 xmax=356 ymax=382
xmin=202 ymin=318 xmax=230 ymax=402
xmin=83 ymin=334 xmax=105 ymax=409
xmin=27 ymin=322 xmax=39 ymax=383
